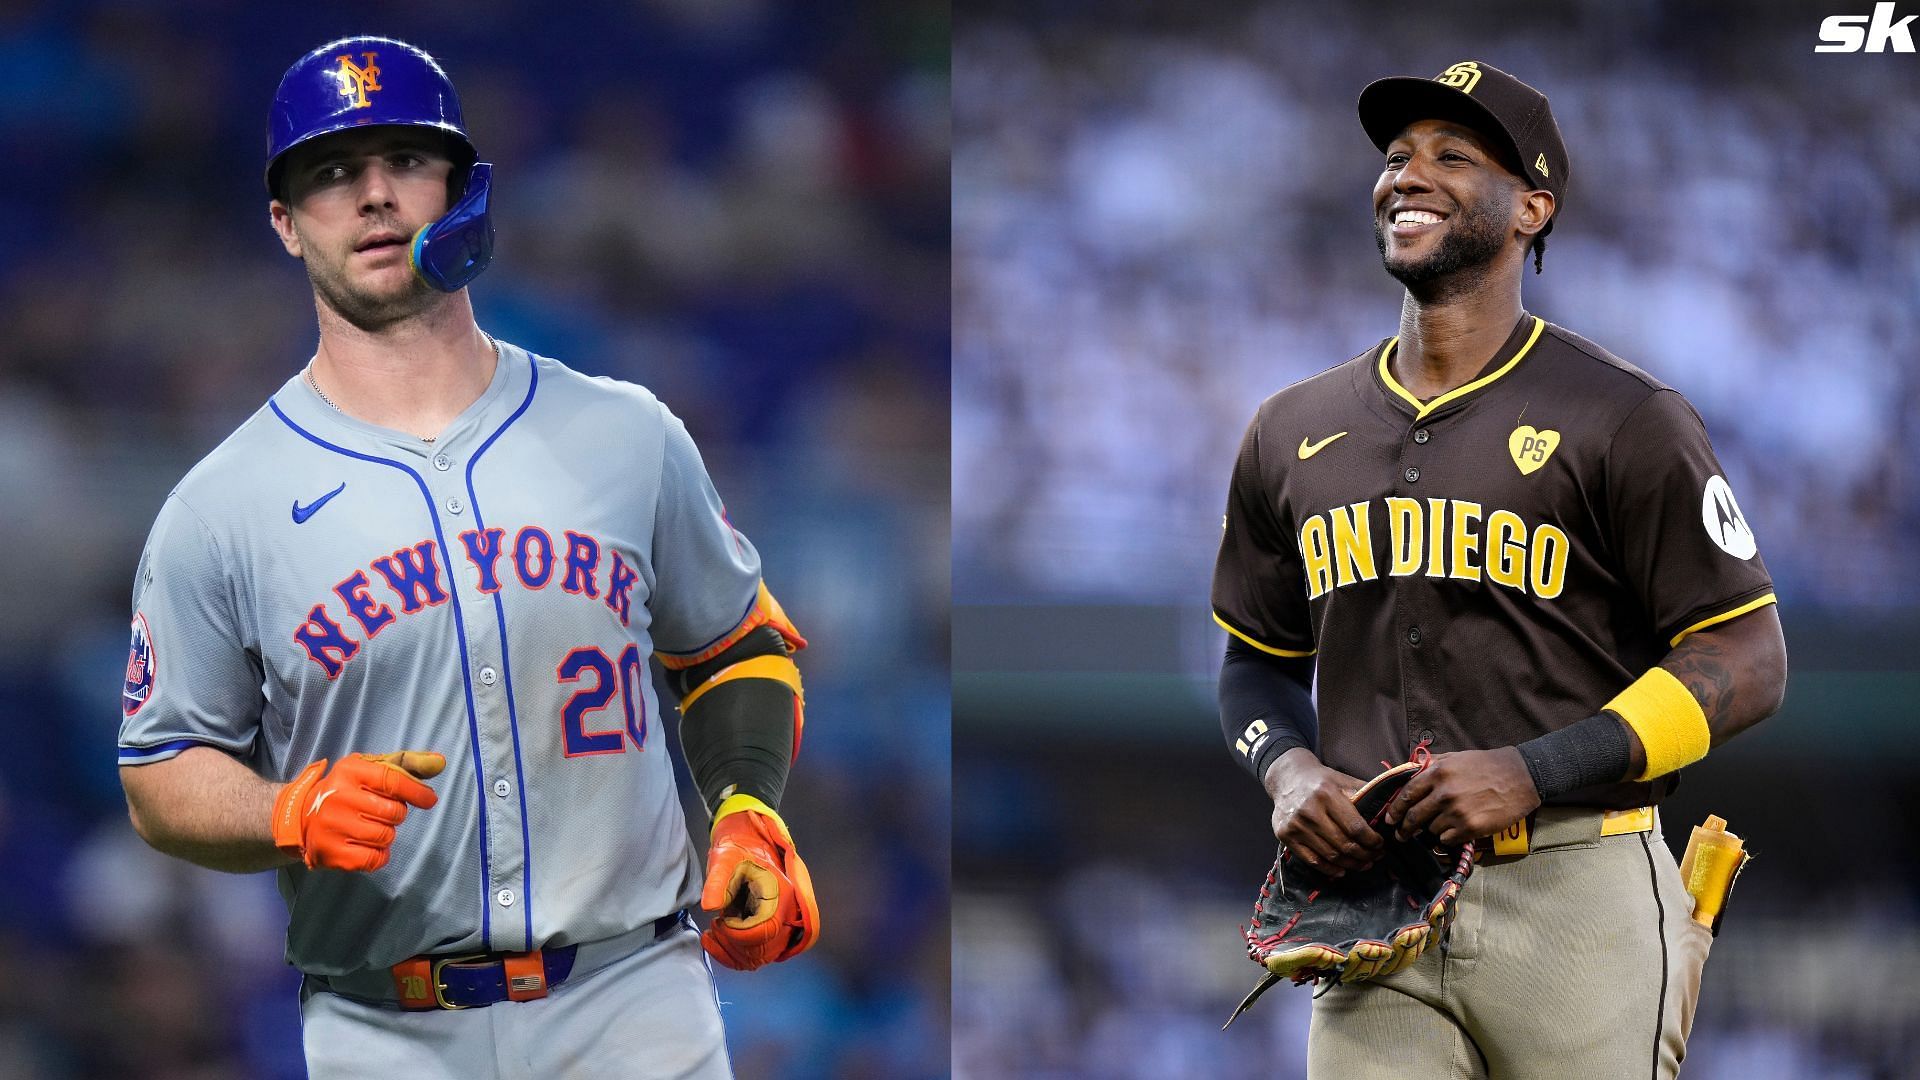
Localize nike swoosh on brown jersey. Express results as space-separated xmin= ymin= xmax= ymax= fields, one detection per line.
xmin=1297 ymin=432 xmax=1349 ymax=459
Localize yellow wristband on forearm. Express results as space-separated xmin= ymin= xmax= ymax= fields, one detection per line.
xmin=711 ymin=792 xmax=792 ymax=841
xmin=677 ymin=654 xmax=803 ymax=713
xmin=1605 ymin=667 xmax=1710 ymax=781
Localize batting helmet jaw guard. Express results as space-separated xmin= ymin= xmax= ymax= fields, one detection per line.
xmin=267 ymin=36 xmax=495 ymax=292
xmin=410 ymin=162 xmax=493 ymax=293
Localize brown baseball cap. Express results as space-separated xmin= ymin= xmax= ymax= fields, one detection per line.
xmin=1358 ymin=60 xmax=1569 ymax=237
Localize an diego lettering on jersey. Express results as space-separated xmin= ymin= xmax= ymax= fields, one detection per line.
xmin=1295 ymin=498 xmax=1570 ymax=601
xmin=295 ymin=525 xmax=642 ymax=679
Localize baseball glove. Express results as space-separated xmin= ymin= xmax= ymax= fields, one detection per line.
xmin=1224 ymin=752 xmax=1475 ymax=1028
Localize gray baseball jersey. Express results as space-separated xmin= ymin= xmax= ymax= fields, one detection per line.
xmin=118 ymin=341 xmax=763 ymax=978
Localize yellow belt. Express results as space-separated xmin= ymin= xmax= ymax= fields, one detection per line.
xmin=1478 ymin=805 xmax=1655 ymax=859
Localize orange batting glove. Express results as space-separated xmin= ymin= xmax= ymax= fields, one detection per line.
xmin=271 ymin=751 xmax=444 ymax=872
xmin=699 ymin=795 xmax=821 ymax=971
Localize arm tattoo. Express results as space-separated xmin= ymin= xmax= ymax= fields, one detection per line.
xmin=1661 ymin=633 xmax=1739 ymax=730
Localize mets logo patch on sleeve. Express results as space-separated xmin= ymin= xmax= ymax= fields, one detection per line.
xmin=123 ymin=613 xmax=155 ymax=717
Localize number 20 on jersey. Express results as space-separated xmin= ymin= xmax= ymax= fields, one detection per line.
xmin=557 ymin=644 xmax=648 ymax=756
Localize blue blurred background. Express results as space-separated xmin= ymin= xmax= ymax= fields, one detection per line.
xmin=953 ymin=0 xmax=1919 ymax=1077
xmin=0 ymin=2 xmax=948 ymax=1077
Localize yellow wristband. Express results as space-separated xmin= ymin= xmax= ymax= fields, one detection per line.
xmin=1605 ymin=667 xmax=1710 ymax=781
xmin=711 ymin=792 xmax=792 ymax=841
xmin=678 ymin=654 xmax=803 ymax=713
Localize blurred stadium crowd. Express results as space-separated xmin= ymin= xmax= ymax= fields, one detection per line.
xmin=954 ymin=0 xmax=1918 ymax=611
xmin=954 ymin=1 xmax=1918 ymax=1078
xmin=0 ymin=2 xmax=948 ymax=1077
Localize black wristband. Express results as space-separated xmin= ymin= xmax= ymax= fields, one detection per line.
xmin=1514 ymin=712 xmax=1634 ymax=801
xmin=1250 ymin=733 xmax=1314 ymax=788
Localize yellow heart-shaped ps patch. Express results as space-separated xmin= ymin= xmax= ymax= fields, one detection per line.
xmin=1508 ymin=426 xmax=1560 ymax=475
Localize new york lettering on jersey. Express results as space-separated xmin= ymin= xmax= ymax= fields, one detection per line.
xmin=294 ymin=525 xmax=647 ymax=678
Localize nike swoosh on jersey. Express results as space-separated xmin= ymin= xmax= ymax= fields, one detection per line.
xmin=292 ymin=482 xmax=347 ymax=524
xmin=1297 ymin=432 xmax=1349 ymax=459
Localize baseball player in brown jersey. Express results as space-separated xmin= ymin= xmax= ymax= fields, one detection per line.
xmin=1211 ymin=61 xmax=1787 ymax=1077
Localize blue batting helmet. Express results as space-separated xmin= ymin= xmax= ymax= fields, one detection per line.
xmin=266 ymin=36 xmax=494 ymax=292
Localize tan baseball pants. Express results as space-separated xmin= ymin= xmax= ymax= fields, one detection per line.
xmin=1307 ymin=807 xmax=1712 ymax=1079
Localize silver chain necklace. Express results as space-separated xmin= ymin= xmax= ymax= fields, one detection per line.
xmin=305 ymin=336 xmax=500 ymax=444
xmin=304 ymin=363 xmax=341 ymax=410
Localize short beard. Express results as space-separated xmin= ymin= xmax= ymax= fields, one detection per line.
xmin=298 ymin=225 xmax=439 ymax=332
xmin=1373 ymin=196 xmax=1512 ymax=304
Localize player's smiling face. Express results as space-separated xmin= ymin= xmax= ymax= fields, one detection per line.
xmin=268 ymin=127 xmax=457 ymax=330
xmin=1371 ymin=119 xmax=1541 ymax=295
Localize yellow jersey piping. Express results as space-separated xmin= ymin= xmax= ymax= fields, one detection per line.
xmin=1669 ymin=592 xmax=1777 ymax=647
xmin=1212 ymin=611 xmax=1316 ymax=657
xmin=1378 ymin=316 xmax=1547 ymax=420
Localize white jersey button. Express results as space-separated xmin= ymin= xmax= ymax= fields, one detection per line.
xmin=479 ymin=666 xmax=498 ymax=686
xmin=446 ymin=496 xmax=465 ymax=515
xmin=497 ymin=889 xmax=516 ymax=908
xmin=432 ymin=454 xmax=452 ymax=471
xmin=493 ymin=778 xmax=512 ymax=798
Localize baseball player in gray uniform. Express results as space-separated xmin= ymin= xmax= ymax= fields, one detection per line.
xmin=115 ymin=37 xmax=819 ymax=1079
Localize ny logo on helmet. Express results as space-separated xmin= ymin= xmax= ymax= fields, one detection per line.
xmin=331 ymin=51 xmax=383 ymax=109
xmin=1435 ymin=61 xmax=1483 ymax=94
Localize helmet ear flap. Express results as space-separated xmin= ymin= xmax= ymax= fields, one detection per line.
xmin=268 ymin=154 xmax=296 ymax=205
xmin=441 ymin=129 xmax=476 ymax=204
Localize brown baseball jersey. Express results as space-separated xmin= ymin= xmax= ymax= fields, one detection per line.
xmin=1210 ymin=313 xmax=1776 ymax=809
